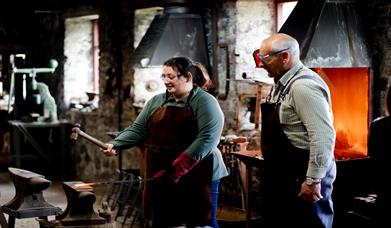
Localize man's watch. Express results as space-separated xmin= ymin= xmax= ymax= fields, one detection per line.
xmin=305 ymin=177 xmax=321 ymax=186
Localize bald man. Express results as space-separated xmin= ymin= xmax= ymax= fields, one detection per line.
xmin=255 ymin=33 xmax=336 ymax=228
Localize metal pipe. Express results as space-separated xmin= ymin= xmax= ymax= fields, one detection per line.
xmin=218 ymin=43 xmax=230 ymax=100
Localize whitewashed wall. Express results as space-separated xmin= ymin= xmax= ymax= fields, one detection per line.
xmin=217 ymin=0 xmax=275 ymax=133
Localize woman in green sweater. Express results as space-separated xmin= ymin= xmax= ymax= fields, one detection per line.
xmin=102 ymin=57 xmax=228 ymax=228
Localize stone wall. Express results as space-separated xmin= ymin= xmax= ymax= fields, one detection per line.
xmin=0 ymin=0 xmax=390 ymax=181
xmin=68 ymin=0 xmax=278 ymax=180
xmin=215 ymin=0 xmax=274 ymax=134
xmin=366 ymin=1 xmax=391 ymax=117
xmin=67 ymin=0 xmax=142 ymax=180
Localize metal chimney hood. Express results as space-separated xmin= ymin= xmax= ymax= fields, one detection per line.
xmin=278 ymin=0 xmax=371 ymax=68
xmin=130 ymin=4 xmax=209 ymax=68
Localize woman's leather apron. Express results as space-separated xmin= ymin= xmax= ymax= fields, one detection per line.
xmin=143 ymin=94 xmax=213 ymax=227
xmin=260 ymin=75 xmax=336 ymax=228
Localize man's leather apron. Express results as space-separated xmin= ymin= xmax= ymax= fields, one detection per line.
xmin=142 ymin=96 xmax=213 ymax=227
xmin=260 ymin=76 xmax=336 ymax=228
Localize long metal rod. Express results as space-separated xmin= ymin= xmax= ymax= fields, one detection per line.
xmin=77 ymin=178 xmax=155 ymax=187
xmin=93 ymin=178 xmax=155 ymax=185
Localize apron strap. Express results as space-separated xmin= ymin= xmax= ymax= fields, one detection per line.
xmin=278 ymin=74 xmax=330 ymax=104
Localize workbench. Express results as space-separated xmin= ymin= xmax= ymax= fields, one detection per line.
xmin=8 ymin=120 xmax=74 ymax=179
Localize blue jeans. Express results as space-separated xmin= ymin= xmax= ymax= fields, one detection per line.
xmin=209 ymin=180 xmax=220 ymax=228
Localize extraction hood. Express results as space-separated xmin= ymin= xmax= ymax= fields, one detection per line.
xmin=130 ymin=2 xmax=209 ymax=68
xmin=278 ymin=0 xmax=371 ymax=68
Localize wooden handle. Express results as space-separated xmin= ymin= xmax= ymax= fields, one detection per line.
xmin=78 ymin=130 xmax=108 ymax=150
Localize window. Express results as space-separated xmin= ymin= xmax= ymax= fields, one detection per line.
xmin=276 ymin=1 xmax=297 ymax=31
xmin=64 ymin=15 xmax=99 ymax=109
xmin=0 ymin=53 xmax=27 ymax=110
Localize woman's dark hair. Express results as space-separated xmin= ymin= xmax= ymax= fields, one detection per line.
xmin=163 ymin=57 xmax=211 ymax=89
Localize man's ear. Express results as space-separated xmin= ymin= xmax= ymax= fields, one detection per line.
xmin=281 ymin=51 xmax=290 ymax=64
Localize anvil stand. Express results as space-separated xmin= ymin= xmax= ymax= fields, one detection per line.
xmin=230 ymin=151 xmax=263 ymax=228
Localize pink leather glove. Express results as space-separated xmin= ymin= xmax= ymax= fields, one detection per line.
xmin=153 ymin=151 xmax=200 ymax=183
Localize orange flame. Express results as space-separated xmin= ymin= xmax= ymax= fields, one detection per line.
xmin=317 ymin=67 xmax=369 ymax=160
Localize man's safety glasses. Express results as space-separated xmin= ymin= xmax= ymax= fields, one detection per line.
xmin=252 ymin=48 xmax=290 ymax=67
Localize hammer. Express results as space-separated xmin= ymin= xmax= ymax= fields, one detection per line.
xmin=70 ymin=124 xmax=108 ymax=150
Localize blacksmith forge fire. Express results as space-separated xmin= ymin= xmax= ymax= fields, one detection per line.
xmin=317 ymin=67 xmax=370 ymax=160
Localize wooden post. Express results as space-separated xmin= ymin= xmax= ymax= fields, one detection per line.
xmin=254 ymin=84 xmax=262 ymax=129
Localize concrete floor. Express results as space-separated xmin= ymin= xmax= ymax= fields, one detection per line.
xmin=0 ymin=169 xmax=251 ymax=228
xmin=0 ymin=170 xmax=126 ymax=228
xmin=0 ymin=170 xmax=64 ymax=227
